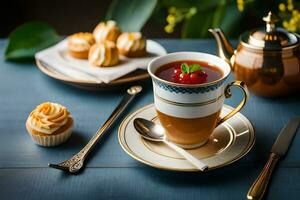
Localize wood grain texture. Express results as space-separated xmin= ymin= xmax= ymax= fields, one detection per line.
xmin=1 ymin=167 xmax=300 ymax=200
xmin=0 ymin=39 xmax=300 ymax=199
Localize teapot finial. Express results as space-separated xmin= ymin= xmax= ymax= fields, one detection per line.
xmin=263 ymin=11 xmax=278 ymax=32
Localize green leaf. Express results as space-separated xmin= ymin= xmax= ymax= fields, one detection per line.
xmin=181 ymin=0 xmax=242 ymax=38
xmin=161 ymin=0 xmax=194 ymax=8
xmin=106 ymin=0 xmax=158 ymax=32
xmin=5 ymin=21 xmax=60 ymax=61
xmin=182 ymin=11 xmax=215 ymax=38
xmin=189 ymin=64 xmax=202 ymax=73
xmin=211 ymin=0 xmax=227 ymax=27
xmin=219 ymin=4 xmax=244 ymax=37
xmin=181 ymin=63 xmax=189 ymax=74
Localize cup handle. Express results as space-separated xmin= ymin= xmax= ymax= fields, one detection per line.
xmin=217 ymin=81 xmax=249 ymax=126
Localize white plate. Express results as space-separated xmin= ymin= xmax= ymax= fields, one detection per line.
xmin=118 ymin=104 xmax=255 ymax=172
xmin=35 ymin=40 xmax=167 ymax=89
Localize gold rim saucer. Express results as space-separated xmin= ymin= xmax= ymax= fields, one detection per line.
xmin=118 ymin=104 xmax=255 ymax=172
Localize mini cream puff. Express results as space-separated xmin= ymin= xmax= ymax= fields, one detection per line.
xmin=26 ymin=102 xmax=73 ymax=147
xmin=88 ymin=41 xmax=119 ymax=67
xmin=68 ymin=32 xmax=95 ymax=59
xmin=116 ymin=32 xmax=146 ymax=57
xmin=93 ymin=20 xmax=120 ymax=43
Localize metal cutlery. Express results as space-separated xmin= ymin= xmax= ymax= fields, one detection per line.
xmin=247 ymin=117 xmax=300 ymax=200
xmin=133 ymin=118 xmax=208 ymax=171
xmin=49 ymin=85 xmax=142 ymax=173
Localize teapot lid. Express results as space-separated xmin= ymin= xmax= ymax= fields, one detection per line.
xmin=241 ymin=11 xmax=299 ymax=50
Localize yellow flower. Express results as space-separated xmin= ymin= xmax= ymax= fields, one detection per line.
xmin=164 ymin=24 xmax=174 ymax=33
xmin=287 ymin=4 xmax=294 ymax=11
xmin=289 ymin=25 xmax=297 ymax=32
xmin=164 ymin=6 xmax=197 ymax=34
xmin=167 ymin=14 xmax=176 ymax=24
xmin=237 ymin=0 xmax=244 ymax=12
xmin=237 ymin=4 xmax=244 ymax=11
xmin=168 ymin=7 xmax=177 ymax=14
xmin=278 ymin=0 xmax=300 ymax=33
xmin=292 ymin=10 xmax=299 ymax=15
xmin=189 ymin=7 xmax=197 ymax=15
xmin=283 ymin=21 xmax=289 ymax=28
xmin=290 ymin=18 xmax=296 ymax=25
xmin=279 ymin=3 xmax=286 ymax=12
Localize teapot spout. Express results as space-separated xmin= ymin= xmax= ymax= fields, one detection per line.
xmin=209 ymin=28 xmax=234 ymax=67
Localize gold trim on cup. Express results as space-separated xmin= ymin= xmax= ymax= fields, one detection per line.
xmin=155 ymin=93 xmax=224 ymax=107
xmin=218 ymin=81 xmax=249 ymax=125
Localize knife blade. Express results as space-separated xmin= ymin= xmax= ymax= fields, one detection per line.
xmin=271 ymin=117 xmax=300 ymax=156
xmin=247 ymin=117 xmax=300 ymax=200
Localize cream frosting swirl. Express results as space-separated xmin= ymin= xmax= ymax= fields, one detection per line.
xmin=27 ymin=102 xmax=70 ymax=134
xmin=93 ymin=20 xmax=120 ymax=43
xmin=68 ymin=32 xmax=95 ymax=52
xmin=116 ymin=32 xmax=146 ymax=52
xmin=88 ymin=41 xmax=119 ymax=67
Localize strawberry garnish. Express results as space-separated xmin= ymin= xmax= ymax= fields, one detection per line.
xmin=172 ymin=63 xmax=207 ymax=84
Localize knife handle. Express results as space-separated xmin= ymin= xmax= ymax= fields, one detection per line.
xmin=247 ymin=153 xmax=280 ymax=200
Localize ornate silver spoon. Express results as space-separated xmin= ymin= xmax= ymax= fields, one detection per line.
xmin=49 ymin=85 xmax=142 ymax=173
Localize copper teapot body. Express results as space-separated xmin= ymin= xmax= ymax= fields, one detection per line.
xmin=210 ymin=12 xmax=300 ymax=97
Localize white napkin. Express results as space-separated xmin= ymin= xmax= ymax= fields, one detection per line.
xmin=35 ymin=39 xmax=167 ymax=83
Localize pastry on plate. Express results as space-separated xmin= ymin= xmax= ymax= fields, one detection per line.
xmin=93 ymin=20 xmax=120 ymax=43
xmin=88 ymin=41 xmax=119 ymax=67
xmin=116 ymin=32 xmax=146 ymax=57
xmin=26 ymin=102 xmax=73 ymax=147
xmin=68 ymin=32 xmax=95 ymax=59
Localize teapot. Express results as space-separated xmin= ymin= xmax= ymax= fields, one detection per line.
xmin=209 ymin=11 xmax=300 ymax=97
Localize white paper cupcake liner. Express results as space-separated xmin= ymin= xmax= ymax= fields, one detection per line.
xmin=28 ymin=126 xmax=72 ymax=147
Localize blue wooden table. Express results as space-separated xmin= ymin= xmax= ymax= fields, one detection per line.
xmin=0 ymin=39 xmax=299 ymax=200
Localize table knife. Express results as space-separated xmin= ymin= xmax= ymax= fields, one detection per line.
xmin=247 ymin=117 xmax=300 ymax=200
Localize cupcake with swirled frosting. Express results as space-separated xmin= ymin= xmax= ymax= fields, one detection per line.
xmin=26 ymin=102 xmax=73 ymax=147
xmin=93 ymin=20 xmax=120 ymax=43
xmin=68 ymin=32 xmax=95 ymax=59
xmin=116 ymin=32 xmax=146 ymax=57
xmin=88 ymin=41 xmax=119 ymax=67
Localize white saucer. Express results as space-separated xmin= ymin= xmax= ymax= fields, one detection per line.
xmin=118 ymin=104 xmax=255 ymax=172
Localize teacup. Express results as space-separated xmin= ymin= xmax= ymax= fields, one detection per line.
xmin=148 ymin=52 xmax=249 ymax=149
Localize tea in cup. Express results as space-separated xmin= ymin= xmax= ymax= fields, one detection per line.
xmin=148 ymin=52 xmax=249 ymax=149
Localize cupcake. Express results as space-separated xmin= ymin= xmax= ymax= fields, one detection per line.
xmin=26 ymin=102 xmax=73 ymax=147
xmin=93 ymin=20 xmax=120 ymax=43
xmin=68 ymin=32 xmax=95 ymax=59
xmin=116 ymin=32 xmax=146 ymax=57
xmin=88 ymin=41 xmax=119 ymax=67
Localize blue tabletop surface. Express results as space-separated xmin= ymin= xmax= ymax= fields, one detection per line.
xmin=0 ymin=39 xmax=300 ymax=200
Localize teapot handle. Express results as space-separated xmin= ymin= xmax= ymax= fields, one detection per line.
xmin=217 ymin=81 xmax=249 ymax=125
